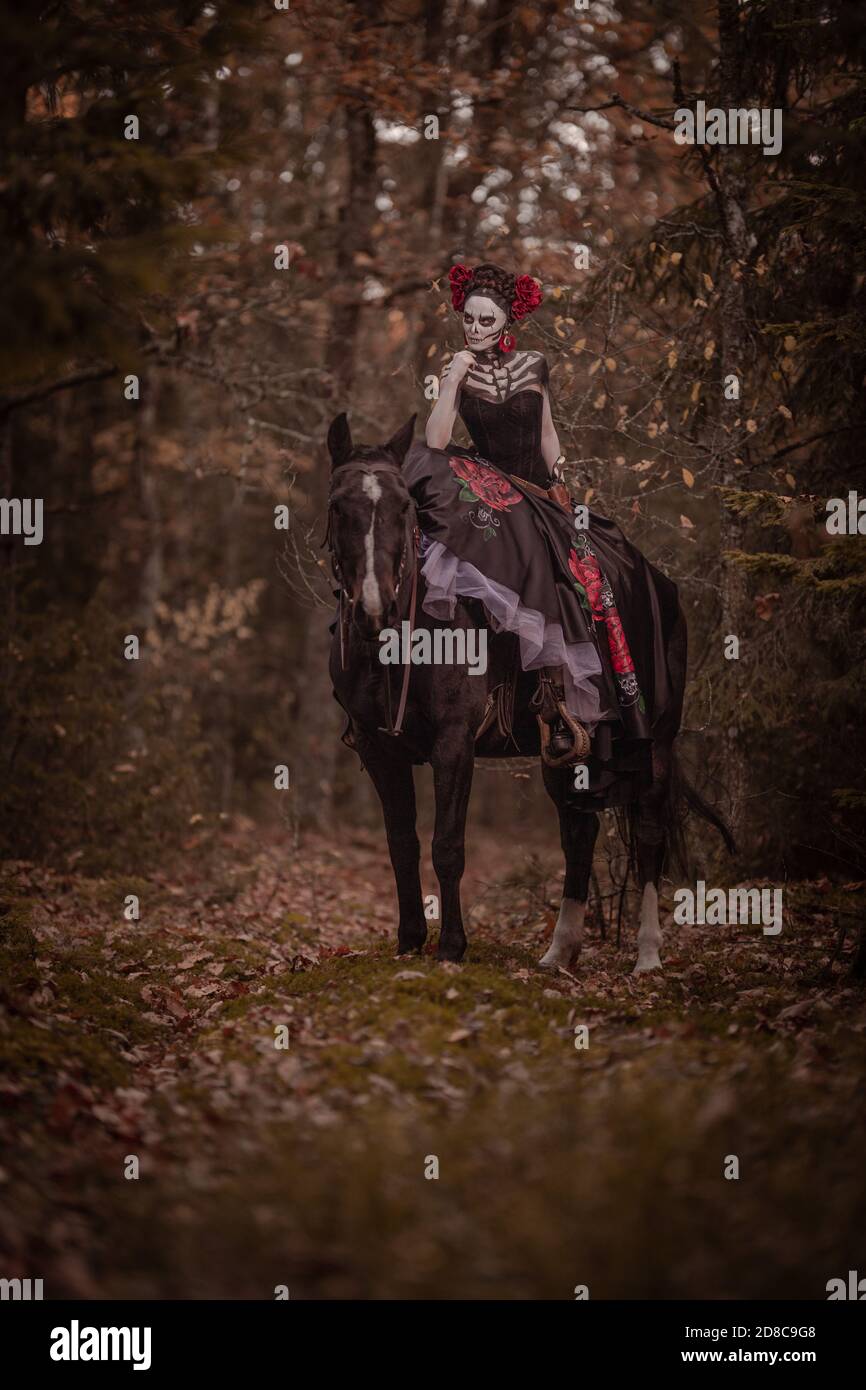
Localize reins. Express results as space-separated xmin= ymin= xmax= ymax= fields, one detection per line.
xmin=325 ymin=461 xmax=420 ymax=738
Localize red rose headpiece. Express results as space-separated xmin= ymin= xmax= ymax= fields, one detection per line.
xmin=447 ymin=262 xmax=542 ymax=323
xmin=511 ymin=273 xmax=543 ymax=321
xmin=448 ymin=263 xmax=474 ymax=311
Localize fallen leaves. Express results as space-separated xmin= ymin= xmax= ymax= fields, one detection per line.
xmin=1 ymin=834 xmax=864 ymax=1299
xmin=177 ymin=949 xmax=212 ymax=971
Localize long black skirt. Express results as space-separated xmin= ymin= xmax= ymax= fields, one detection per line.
xmin=404 ymin=442 xmax=683 ymax=804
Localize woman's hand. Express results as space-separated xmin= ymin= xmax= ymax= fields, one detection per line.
xmin=443 ymin=349 xmax=475 ymax=385
xmin=426 ymin=350 xmax=475 ymax=449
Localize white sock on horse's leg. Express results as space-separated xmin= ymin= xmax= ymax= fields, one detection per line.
xmin=634 ymin=882 xmax=663 ymax=973
xmin=539 ymin=897 xmax=585 ymax=969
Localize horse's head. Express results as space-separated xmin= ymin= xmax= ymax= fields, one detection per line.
xmin=326 ymin=412 xmax=417 ymax=639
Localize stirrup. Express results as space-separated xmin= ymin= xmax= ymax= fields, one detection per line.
xmin=537 ymin=703 xmax=591 ymax=769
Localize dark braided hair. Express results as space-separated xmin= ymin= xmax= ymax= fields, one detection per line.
xmin=462 ymin=263 xmax=515 ymax=311
xmin=448 ymin=261 xmax=542 ymax=322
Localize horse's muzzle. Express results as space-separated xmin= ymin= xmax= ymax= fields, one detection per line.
xmin=352 ymin=597 xmax=398 ymax=642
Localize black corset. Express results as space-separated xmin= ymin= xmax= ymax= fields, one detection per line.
xmin=459 ymin=389 xmax=549 ymax=488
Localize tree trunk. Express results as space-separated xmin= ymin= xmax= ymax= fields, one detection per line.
xmin=715 ymin=0 xmax=754 ymax=846
xmin=296 ymin=63 xmax=379 ymax=829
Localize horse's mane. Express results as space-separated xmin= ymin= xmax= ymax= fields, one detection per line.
xmin=345 ymin=445 xmax=401 ymax=466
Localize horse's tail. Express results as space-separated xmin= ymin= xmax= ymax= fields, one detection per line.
xmin=665 ymin=748 xmax=737 ymax=879
xmin=679 ymin=761 xmax=737 ymax=856
xmin=619 ymin=745 xmax=736 ymax=885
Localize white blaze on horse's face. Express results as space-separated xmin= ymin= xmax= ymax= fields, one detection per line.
xmin=463 ymin=293 xmax=507 ymax=352
xmin=361 ymin=471 xmax=383 ymax=617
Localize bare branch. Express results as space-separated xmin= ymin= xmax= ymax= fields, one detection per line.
xmin=564 ymin=92 xmax=676 ymax=132
xmin=0 ymin=364 xmax=117 ymax=418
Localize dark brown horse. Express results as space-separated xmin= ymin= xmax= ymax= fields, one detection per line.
xmin=326 ymin=412 xmax=733 ymax=967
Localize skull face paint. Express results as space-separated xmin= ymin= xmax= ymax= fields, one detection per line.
xmin=463 ymin=293 xmax=507 ymax=352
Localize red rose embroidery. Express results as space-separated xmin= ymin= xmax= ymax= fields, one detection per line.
xmin=604 ymin=611 xmax=635 ymax=675
xmin=511 ymin=274 xmax=542 ymax=321
xmin=568 ymin=547 xmax=635 ymax=675
xmin=449 ymin=456 xmax=523 ymax=512
xmin=568 ymin=547 xmax=604 ymax=617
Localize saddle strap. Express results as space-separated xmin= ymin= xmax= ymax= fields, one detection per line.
xmin=509 ymin=473 xmax=573 ymax=515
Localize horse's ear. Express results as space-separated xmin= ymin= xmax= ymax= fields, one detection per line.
xmin=327 ymin=412 xmax=353 ymax=470
xmin=386 ymin=414 xmax=417 ymax=467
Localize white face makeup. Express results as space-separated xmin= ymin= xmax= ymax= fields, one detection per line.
xmin=463 ymin=293 xmax=507 ymax=352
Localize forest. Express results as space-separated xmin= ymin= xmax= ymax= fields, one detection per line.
xmin=1 ymin=0 xmax=865 ymax=1303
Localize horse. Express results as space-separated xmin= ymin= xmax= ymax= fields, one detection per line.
xmin=326 ymin=411 xmax=733 ymax=969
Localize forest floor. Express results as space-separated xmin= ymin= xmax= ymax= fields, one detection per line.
xmin=1 ymin=814 xmax=865 ymax=1300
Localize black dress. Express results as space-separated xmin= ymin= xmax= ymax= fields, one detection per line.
xmin=403 ymin=360 xmax=682 ymax=804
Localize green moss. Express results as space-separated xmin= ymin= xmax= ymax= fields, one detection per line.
xmin=86 ymin=1051 xmax=866 ymax=1299
xmin=0 ymin=900 xmax=164 ymax=1092
xmin=2 ymin=857 xmax=864 ymax=1299
xmin=0 ymin=899 xmax=40 ymax=992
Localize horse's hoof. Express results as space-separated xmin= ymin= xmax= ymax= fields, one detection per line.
xmin=397 ymin=927 xmax=427 ymax=955
xmin=436 ymin=943 xmax=466 ymax=964
xmin=538 ymin=950 xmax=570 ymax=970
xmin=632 ymin=954 xmax=661 ymax=975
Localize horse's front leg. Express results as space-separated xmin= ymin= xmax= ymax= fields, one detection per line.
xmin=430 ymin=723 xmax=475 ymax=963
xmin=359 ymin=735 xmax=427 ymax=955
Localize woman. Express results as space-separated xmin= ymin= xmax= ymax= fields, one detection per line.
xmin=403 ymin=261 xmax=680 ymax=801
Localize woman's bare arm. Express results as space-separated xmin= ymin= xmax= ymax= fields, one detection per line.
xmin=539 ymin=385 xmax=562 ymax=473
xmin=426 ymin=350 xmax=474 ymax=448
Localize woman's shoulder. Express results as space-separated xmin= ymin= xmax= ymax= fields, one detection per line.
xmin=510 ymin=350 xmax=549 ymax=388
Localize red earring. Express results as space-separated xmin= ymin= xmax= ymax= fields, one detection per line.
xmin=498 ymin=331 xmax=515 ymax=353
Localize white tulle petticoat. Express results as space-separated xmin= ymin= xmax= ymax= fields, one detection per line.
xmin=419 ymin=537 xmax=610 ymax=729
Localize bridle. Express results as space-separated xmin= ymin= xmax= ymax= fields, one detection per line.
xmin=325 ymin=458 xmax=420 ymax=737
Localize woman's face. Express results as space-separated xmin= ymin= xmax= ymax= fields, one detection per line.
xmin=463 ymin=293 xmax=507 ymax=352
